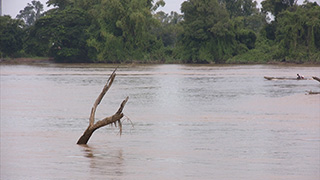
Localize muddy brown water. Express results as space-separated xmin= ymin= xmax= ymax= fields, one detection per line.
xmin=1 ymin=64 xmax=319 ymax=179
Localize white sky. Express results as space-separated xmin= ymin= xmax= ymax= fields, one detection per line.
xmin=2 ymin=0 xmax=320 ymax=18
xmin=2 ymin=0 xmax=50 ymax=17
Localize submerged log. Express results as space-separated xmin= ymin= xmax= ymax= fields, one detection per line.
xmin=77 ymin=68 xmax=129 ymax=145
xmin=264 ymin=76 xmax=307 ymax=80
xmin=307 ymin=91 xmax=320 ymax=95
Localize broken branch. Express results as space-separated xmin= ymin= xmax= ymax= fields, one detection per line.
xmin=77 ymin=68 xmax=129 ymax=145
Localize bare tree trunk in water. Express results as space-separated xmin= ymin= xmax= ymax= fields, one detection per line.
xmin=77 ymin=68 xmax=129 ymax=145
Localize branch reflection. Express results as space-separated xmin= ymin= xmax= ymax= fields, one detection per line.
xmin=79 ymin=144 xmax=125 ymax=177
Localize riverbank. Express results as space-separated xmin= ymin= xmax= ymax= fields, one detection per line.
xmin=1 ymin=57 xmax=320 ymax=66
xmin=0 ymin=57 xmax=54 ymax=64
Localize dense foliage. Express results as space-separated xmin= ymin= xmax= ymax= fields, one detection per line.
xmin=16 ymin=0 xmax=44 ymax=27
xmin=0 ymin=0 xmax=319 ymax=63
xmin=177 ymin=0 xmax=260 ymax=63
xmin=0 ymin=16 xmax=25 ymax=57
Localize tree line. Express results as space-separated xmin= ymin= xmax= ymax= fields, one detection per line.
xmin=0 ymin=0 xmax=319 ymax=63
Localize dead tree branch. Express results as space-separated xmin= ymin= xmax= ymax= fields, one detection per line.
xmin=77 ymin=68 xmax=129 ymax=145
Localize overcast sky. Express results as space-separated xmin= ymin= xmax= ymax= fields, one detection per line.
xmin=2 ymin=0 xmax=320 ymax=18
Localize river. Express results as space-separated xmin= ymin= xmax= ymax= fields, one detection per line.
xmin=1 ymin=64 xmax=319 ymax=179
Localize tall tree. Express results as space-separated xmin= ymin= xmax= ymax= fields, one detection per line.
xmin=261 ymin=0 xmax=296 ymax=17
xmin=177 ymin=0 xmax=260 ymax=63
xmin=178 ymin=0 xmax=237 ymax=63
xmin=273 ymin=1 xmax=320 ymax=62
xmin=85 ymin=0 xmax=165 ymax=62
xmin=46 ymin=0 xmax=72 ymax=10
xmin=219 ymin=0 xmax=258 ymax=18
xmin=0 ymin=16 xmax=25 ymax=57
xmin=25 ymin=8 xmax=91 ymax=62
xmin=218 ymin=0 xmax=266 ymax=33
xmin=16 ymin=0 xmax=44 ymax=26
xmin=154 ymin=11 xmax=183 ymax=47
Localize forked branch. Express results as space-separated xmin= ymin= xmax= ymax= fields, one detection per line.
xmin=77 ymin=68 xmax=129 ymax=145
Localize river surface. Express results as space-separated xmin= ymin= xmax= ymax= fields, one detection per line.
xmin=1 ymin=64 xmax=319 ymax=180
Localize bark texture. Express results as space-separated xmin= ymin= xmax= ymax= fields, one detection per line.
xmin=77 ymin=69 xmax=129 ymax=145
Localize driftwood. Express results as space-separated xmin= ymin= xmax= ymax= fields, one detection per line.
xmin=307 ymin=91 xmax=320 ymax=95
xmin=77 ymin=68 xmax=129 ymax=145
xmin=312 ymin=76 xmax=320 ymax=82
xmin=264 ymin=76 xmax=307 ymax=80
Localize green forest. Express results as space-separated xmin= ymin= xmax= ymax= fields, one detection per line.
xmin=1 ymin=0 xmax=320 ymax=64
